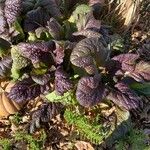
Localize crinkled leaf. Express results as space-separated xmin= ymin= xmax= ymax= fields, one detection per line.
xmin=107 ymin=82 xmax=141 ymax=110
xmin=17 ymin=41 xmax=55 ymax=67
xmin=4 ymin=0 xmax=22 ymax=26
xmin=30 ymin=102 xmax=63 ymax=133
xmin=72 ymin=11 xmax=101 ymax=38
xmin=46 ymin=90 xmax=77 ymax=105
xmin=11 ymin=46 xmax=30 ymax=79
xmin=70 ymin=37 xmax=110 ymax=74
xmin=112 ymin=54 xmax=150 ymax=82
xmin=53 ymin=41 xmax=65 ymax=65
xmin=112 ymin=53 xmax=139 ymax=72
xmin=76 ymin=75 xmax=107 ymax=107
xmin=24 ymin=7 xmax=50 ymax=32
xmin=73 ymin=28 xmax=101 ymax=38
xmin=31 ymin=72 xmax=51 ymax=85
xmin=55 ymin=67 xmax=73 ymax=95
xmin=129 ymin=61 xmax=150 ymax=82
xmin=0 ymin=1 xmax=8 ymax=36
xmin=8 ymin=78 xmax=50 ymax=103
xmin=0 ymin=56 xmax=12 ymax=78
xmin=130 ymin=82 xmax=150 ymax=96
xmin=69 ymin=4 xmax=92 ymax=30
xmin=47 ymin=18 xmax=63 ymax=40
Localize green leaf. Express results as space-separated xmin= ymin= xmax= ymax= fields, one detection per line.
xmin=28 ymin=32 xmax=38 ymax=42
xmin=31 ymin=68 xmax=48 ymax=75
xmin=45 ymin=90 xmax=77 ymax=105
xmin=110 ymin=34 xmax=125 ymax=52
xmin=13 ymin=20 xmax=25 ymax=39
xmin=11 ymin=46 xmax=30 ymax=80
xmin=68 ymin=4 xmax=91 ymax=23
xmin=130 ymin=82 xmax=150 ymax=96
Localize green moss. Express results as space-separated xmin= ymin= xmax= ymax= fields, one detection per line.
xmin=0 ymin=138 xmax=12 ymax=150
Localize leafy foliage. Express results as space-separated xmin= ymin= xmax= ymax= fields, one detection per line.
xmin=17 ymin=41 xmax=55 ymax=67
xmin=0 ymin=0 xmax=150 ymax=147
xmin=130 ymin=61 xmax=150 ymax=82
xmin=24 ymin=7 xmax=50 ymax=32
xmin=107 ymin=82 xmax=141 ymax=110
xmin=76 ymin=75 xmax=107 ymax=107
xmin=8 ymin=78 xmax=50 ymax=103
xmin=46 ymin=90 xmax=77 ymax=105
xmin=31 ymin=72 xmax=51 ymax=85
xmin=0 ymin=1 xmax=8 ymax=36
xmin=47 ymin=18 xmax=63 ymax=40
xmin=70 ymin=37 xmax=110 ymax=74
xmin=4 ymin=0 xmax=22 ymax=26
xmin=112 ymin=54 xmax=150 ymax=82
xmin=11 ymin=46 xmax=30 ymax=79
xmin=55 ymin=67 xmax=73 ymax=95
xmin=64 ymin=109 xmax=107 ymax=144
xmin=72 ymin=11 xmax=102 ymax=38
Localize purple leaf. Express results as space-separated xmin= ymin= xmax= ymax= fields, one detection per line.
xmin=112 ymin=53 xmax=150 ymax=82
xmin=0 ymin=56 xmax=12 ymax=78
xmin=17 ymin=41 xmax=55 ymax=65
xmin=70 ymin=37 xmax=110 ymax=74
xmin=55 ymin=67 xmax=73 ymax=95
xmin=76 ymin=75 xmax=107 ymax=107
xmin=129 ymin=61 xmax=150 ymax=82
xmin=112 ymin=53 xmax=139 ymax=72
xmin=31 ymin=73 xmax=51 ymax=85
xmin=73 ymin=11 xmax=101 ymax=38
xmin=4 ymin=0 xmax=22 ymax=26
xmin=24 ymin=7 xmax=50 ymax=32
xmin=8 ymin=78 xmax=50 ymax=103
xmin=107 ymin=82 xmax=141 ymax=110
xmin=53 ymin=42 xmax=65 ymax=65
xmin=47 ymin=18 xmax=63 ymax=40
xmin=0 ymin=1 xmax=8 ymax=35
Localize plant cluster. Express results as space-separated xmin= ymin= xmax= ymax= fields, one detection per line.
xmin=0 ymin=0 xmax=150 ymax=146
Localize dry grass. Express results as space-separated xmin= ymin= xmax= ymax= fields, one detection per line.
xmin=101 ymin=0 xmax=143 ymax=33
